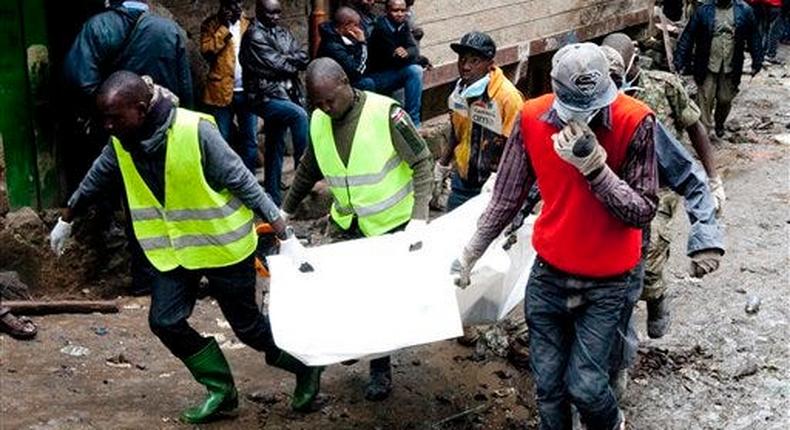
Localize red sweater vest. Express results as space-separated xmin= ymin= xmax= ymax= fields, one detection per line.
xmin=522 ymin=93 xmax=652 ymax=277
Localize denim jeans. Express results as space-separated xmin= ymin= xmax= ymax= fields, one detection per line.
xmin=146 ymin=253 xmax=280 ymax=360
xmin=755 ymin=4 xmax=782 ymax=58
xmin=446 ymin=172 xmax=482 ymax=212
xmin=208 ymin=92 xmax=259 ymax=173
xmin=251 ymin=98 xmax=309 ymax=206
xmin=608 ymin=262 xmax=645 ymax=377
xmin=355 ymin=64 xmax=423 ymax=126
xmin=525 ymin=258 xmax=633 ymax=430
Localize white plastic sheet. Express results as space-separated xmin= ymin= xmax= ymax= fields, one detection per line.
xmin=268 ymin=188 xmax=536 ymax=366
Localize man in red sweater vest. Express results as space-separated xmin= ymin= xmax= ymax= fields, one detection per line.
xmin=452 ymin=43 xmax=658 ymax=430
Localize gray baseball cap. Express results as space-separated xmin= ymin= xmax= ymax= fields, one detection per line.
xmin=550 ymin=43 xmax=618 ymax=113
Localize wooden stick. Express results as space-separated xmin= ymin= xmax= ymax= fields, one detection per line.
xmin=432 ymin=403 xmax=491 ymax=428
xmin=656 ymin=8 xmax=676 ymax=73
xmin=0 ymin=300 xmax=120 ymax=315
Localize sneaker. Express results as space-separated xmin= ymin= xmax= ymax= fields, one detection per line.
xmin=646 ymin=295 xmax=671 ymax=339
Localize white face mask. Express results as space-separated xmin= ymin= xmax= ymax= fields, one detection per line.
xmin=448 ymin=75 xmax=491 ymax=116
xmin=622 ymin=53 xmax=642 ymax=92
xmin=554 ymin=100 xmax=599 ymax=125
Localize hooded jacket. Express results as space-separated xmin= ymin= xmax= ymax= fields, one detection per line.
xmin=64 ymin=5 xmax=193 ymax=107
xmin=67 ymin=86 xmax=279 ymax=223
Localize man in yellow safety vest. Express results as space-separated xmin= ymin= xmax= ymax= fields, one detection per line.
xmin=281 ymin=57 xmax=432 ymax=401
xmin=48 ymin=71 xmax=323 ymax=423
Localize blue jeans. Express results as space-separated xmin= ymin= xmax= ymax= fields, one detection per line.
xmin=525 ymin=258 xmax=632 ymax=430
xmin=209 ymin=92 xmax=258 ymax=173
xmin=446 ymin=172 xmax=482 ymax=212
xmin=251 ymin=98 xmax=309 ymax=206
xmin=355 ymin=64 xmax=423 ymax=126
xmin=608 ymin=262 xmax=645 ymax=376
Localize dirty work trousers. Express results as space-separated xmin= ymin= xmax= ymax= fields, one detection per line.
xmin=145 ymin=252 xmax=281 ymax=361
xmin=525 ymin=257 xmax=635 ymax=430
xmin=697 ymin=70 xmax=737 ymax=132
xmin=641 ymin=190 xmax=680 ymax=301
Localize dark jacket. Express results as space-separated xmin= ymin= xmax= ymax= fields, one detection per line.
xmin=674 ymin=0 xmax=763 ymax=87
xmin=240 ymin=19 xmax=309 ymax=106
xmin=316 ymin=22 xmax=368 ymax=83
xmin=367 ymin=16 xmax=420 ymax=72
xmin=64 ymin=5 xmax=193 ymax=107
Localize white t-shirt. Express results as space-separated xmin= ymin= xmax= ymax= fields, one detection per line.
xmin=229 ymin=20 xmax=243 ymax=91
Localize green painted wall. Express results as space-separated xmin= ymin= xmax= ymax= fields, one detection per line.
xmin=0 ymin=0 xmax=39 ymax=209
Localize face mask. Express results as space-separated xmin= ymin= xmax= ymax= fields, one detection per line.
xmin=461 ymin=75 xmax=490 ymax=99
xmin=621 ymin=53 xmax=643 ymax=93
xmin=448 ymin=75 xmax=490 ymax=116
xmin=554 ymin=100 xmax=599 ymax=125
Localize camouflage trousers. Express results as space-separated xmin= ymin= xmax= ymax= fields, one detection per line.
xmin=641 ymin=189 xmax=680 ymax=301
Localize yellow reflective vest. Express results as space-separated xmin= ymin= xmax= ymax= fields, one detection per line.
xmin=114 ymin=108 xmax=257 ymax=272
xmin=311 ymin=92 xmax=414 ymax=237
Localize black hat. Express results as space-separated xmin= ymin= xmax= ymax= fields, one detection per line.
xmin=450 ymin=32 xmax=496 ymax=60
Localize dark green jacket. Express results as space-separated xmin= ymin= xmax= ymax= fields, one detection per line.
xmin=64 ymin=5 xmax=193 ymax=106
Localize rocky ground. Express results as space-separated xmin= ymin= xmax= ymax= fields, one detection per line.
xmin=1 ymin=45 xmax=789 ymax=430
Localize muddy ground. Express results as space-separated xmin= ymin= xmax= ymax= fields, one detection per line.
xmin=2 ymin=46 xmax=789 ymax=429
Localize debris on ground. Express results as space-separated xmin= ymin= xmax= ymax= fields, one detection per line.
xmin=59 ymin=345 xmax=90 ymax=357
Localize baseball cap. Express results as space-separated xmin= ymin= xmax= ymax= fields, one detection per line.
xmin=450 ymin=32 xmax=497 ymax=60
xmin=550 ymin=43 xmax=618 ymax=112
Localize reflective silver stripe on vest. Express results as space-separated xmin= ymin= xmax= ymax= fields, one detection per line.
xmin=130 ymin=198 xmax=245 ymax=222
xmin=334 ymin=181 xmax=413 ymax=218
xmin=137 ymin=221 xmax=253 ymax=252
xmin=324 ymin=155 xmax=404 ymax=188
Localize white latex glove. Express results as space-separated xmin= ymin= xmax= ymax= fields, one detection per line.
xmin=450 ymin=247 xmax=479 ymax=289
xmin=50 ymin=217 xmax=73 ymax=256
xmin=709 ymin=176 xmax=726 ymax=217
xmin=279 ymin=235 xmax=314 ymax=272
xmin=405 ymin=219 xmax=427 ymax=251
xmin=552 ymin=120 xmax=607 ymax=176
xmin=482 ymin=173 xmax=498 ymax=194
xmin=279 ymin=209 xmax=292 ymax=222
xmin=432 ymin=162 xmax=452 ymax=200
xmin=433 ymin=162 xmax=452 ymax=182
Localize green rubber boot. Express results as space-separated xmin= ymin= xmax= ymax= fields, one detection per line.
xmin=268 ymin=351 xmax=324 ymax=411
xmin=180 ymin=339 xmax=239 ymax=424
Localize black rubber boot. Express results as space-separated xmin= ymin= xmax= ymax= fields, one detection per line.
xmin=365 ymin=356 xmax=392 ymax=401
xmin=180 ymin=339 xmax=238 ymax=424
xmin=646 ymin=294 xmax=671 ymax=339
xmin=267 ymin=351 xmax=324 ymax=411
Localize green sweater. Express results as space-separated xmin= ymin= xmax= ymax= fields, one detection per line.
xmin=283 ymin=90 xmax=432 ymax=224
